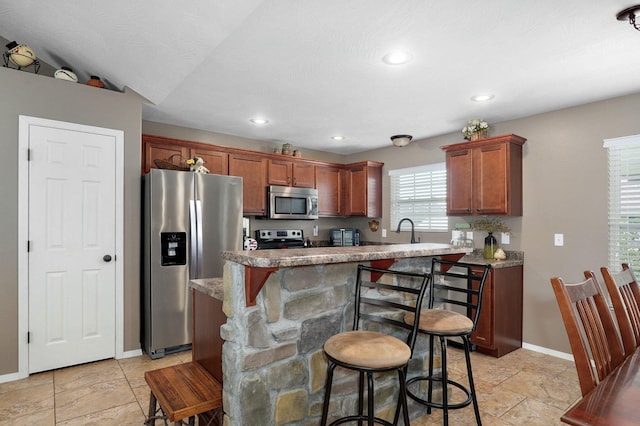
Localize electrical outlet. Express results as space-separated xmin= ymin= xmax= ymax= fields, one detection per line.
xmin=466 ymin=231 xmax=473 ymax=240
xmin=313 ymin=225 xmax=318 ymax=236
xmin=501 ymin=232 xmax=510 ymax=245
xmin=382 ymin=229 xmax=387 ymax=238
xmin=554 ymin=233 xmax=564 ymax=246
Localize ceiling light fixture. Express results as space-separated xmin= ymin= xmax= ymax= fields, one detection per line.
xmin=250 ymin=118 xmax=269 ymax=124
xmin=391 ymin=134 xmax=413 ymax=147
xmin=382 ymin=51 xmax=412 ymax=65
xmin=331 ymin=136 xmax=345 ymax=141
xmin=617 ymin=5 xmax=640 ymax=31
xmin=471 ymin=94 xmax=495 ymax=102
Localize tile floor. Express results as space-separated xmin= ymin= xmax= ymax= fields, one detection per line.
xmin=0 ymin=347 xmax=580 ymax=425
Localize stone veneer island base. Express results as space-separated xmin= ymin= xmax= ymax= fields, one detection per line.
xmin=191 ymin=243 xmax=472 ymax=426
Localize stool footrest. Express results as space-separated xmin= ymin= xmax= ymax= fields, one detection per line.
xmin=406 ymin=375 xmax=473 ymax=410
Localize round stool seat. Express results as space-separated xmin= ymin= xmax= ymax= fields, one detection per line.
xmin=324 ymin=330 xmax=411 ymax=369
xmin=406 ymin=309 xmax=473 ymax=334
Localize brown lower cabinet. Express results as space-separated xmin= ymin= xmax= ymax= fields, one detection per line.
xmin=192 ymin=289 xmax=225 ymax=384
xmin=471 ymin=265 xmax=523 ymax=357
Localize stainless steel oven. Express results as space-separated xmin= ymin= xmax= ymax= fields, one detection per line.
xmin=268 ymin=185 xmax=318 ymax=219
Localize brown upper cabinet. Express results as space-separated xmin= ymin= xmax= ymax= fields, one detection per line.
xmin=142 ymin=135 xmax=228 ymax=175
xmin=228 ymin=153 xmax=267 ymax=216
xmin=142 ymin=134 xmax=383 ymax=218
xmin=442 ymin=134 xmax=526 ymax=216
xmin=315 ymin=165 xmax=343 ymax=217
xmin=343 ymin=161 xmax=383 ymax=217
xmin=268 ymin=159 xmax=315 ymax=188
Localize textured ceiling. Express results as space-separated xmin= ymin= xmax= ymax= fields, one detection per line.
xmin=1 ymin=0 xmax=639 ymax=154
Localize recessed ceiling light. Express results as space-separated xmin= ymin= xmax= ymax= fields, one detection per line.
xmin=331 ymin=135 xmax=346 ymax=141
xmin=470 ymin=94 xmax=495 ymax=102
xmin=250 ymin=118 xmax=269 ymax=124
xmin=382 ymin=51 xmax=412 ymax=65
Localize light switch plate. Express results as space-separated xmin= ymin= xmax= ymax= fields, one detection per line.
xmin=466 ymin=231 xmax=473 ymax=240
xmin=501 ymin=232 xmax=510 ymax=245
xmin=382 ymin=229 xmax=387 ymax=238
xmin=554 ymin=233 xmax=564 ymax=246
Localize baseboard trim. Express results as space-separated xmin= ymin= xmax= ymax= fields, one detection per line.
xmin=522 ymin=342 xmax=574 ymax=361
xmin=0 ymin=371 xmax=28 ymax=384
xmin=119 ymin=348 xmax=143 ymax=359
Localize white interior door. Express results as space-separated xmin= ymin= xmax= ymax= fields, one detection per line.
xmin=27 ymin=123 xmax=117 ymax=374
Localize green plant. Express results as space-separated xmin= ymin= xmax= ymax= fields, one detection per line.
xmin=470 ymin=218 xmax=510 ymax=234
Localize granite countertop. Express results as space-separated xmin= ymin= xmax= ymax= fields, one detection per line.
xmin=461 ymin=250 xmax=524 ymax=268
xmin=189 ymin=278 xmax=224 ymax=301
xmin=221 ymin=243 xmax=473 ymax=268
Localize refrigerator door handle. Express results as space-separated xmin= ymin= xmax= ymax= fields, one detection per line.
xmin=189 ymin=200 xmax=198 ymax=278
xmin=194 ymin=200 xmax=204 ymax=278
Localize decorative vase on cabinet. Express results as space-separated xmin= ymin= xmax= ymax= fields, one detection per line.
xmin=484 ymin=232 xmax=498 ymax=259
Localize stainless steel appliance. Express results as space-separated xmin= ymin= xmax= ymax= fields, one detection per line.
xmin=143 ymin=169 xmax=243 ymax=358
xmin=268 ymin=185 xmax=318 ymax=219
xmin=255 ymin=229 xmax=306 ymax=249
xmin=330 ymin=228 xmax=360 ymax=246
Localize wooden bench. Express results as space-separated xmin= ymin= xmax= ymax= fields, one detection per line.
xmin=144 ymin=361 xmax=223 ymax=426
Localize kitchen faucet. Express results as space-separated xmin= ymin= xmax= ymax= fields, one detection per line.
xmin=396 ymin=218 xmax=416 ymax=243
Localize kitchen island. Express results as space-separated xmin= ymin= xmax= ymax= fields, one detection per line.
xmin=191 ymin=243 xmax=472 ymax=425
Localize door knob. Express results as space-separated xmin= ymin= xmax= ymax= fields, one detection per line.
xmin=103 ymin=254 xmax=112 ymax=262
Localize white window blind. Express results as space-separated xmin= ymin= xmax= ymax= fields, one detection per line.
xmin=604 ymin=134 xmax=640 ymax=270
xmin=389 ymin=163 xmax=448 ymax=232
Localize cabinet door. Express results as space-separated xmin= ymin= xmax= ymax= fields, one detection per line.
xmin=345 ymin=166 xmax=367 ymax=216
xmin=316 ymin=165 xmax=342 ymax=216
xmin=471 ymin=268 xmax=494 ymax=348
xmin=190 ymin=148 xmax=228 ymax=175
xmin=446 ymin=149 xmax=473 ymax=215
xmin=143 ymin=139 xmax=189 ymax=175
xmin=268 ymin=159 xmax=292 ymax=186
xmin=229 ymin=154 xmax=267 ymax=215
xmin=292 ymin=162 xmax=315 ymax=188
xmin=474 ymin=144 xmax=509 ymax=215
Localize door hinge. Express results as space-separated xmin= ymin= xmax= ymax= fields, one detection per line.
xmin=27 ymin=148 xmax=31 ymax=161
xmin=27 ymin=332 xmax=30 ymax=344
xmin=27 ymin=240 xmax=31 ymax=252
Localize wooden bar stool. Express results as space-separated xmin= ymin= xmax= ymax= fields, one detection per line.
xmin=144 ymin=361 xmax=223 ymax=426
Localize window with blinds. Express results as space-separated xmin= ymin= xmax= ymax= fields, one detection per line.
xmin=604 ymin=134 xmax=640 ymax=270
xmin=389 ymin=163 xmax=448 ymax=232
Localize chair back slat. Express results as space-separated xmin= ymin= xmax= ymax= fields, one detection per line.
xmin=550 ymin=275 xmax=625 ymax=396
xmin=354 ymin=264 xmax=431 ymax=353
xmin=599 ymin=266 xmax=640 ymax=356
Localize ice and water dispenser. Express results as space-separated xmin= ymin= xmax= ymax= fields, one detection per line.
xmin=160 ymin=232 xmax=187 ymax=266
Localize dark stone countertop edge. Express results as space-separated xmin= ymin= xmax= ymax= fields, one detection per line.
xmin=221 ymin=243 xmax=473 ymax=268
xmin=189 ymin=278 xmax=224 ymax=301
xmin=461 ymin=250 xmax=524 ymax=268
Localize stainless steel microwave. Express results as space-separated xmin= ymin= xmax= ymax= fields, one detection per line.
xmin=268 ymin=185 xmax=318 ymax=219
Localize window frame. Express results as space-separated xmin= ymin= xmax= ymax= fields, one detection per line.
xmin=388 ymin=162 xmax=448 ymax=233
xmin=604 ymin=134 xmax=640 ymax=271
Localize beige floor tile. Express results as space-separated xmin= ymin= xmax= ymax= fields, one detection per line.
xmin=499 ymin=369 xmax=582 ymax=411
xmin=0 ymin=382 xmax=53 ymax=419
xmin=55 ymin=378 xmax=136 ymax=422
xmin=500 ymin=398 xmax=567 ymax=426
xmin=118 ymin=352 xmax=186 ymax=388
xmin=0 ymin=407 xmax=55 ymax=426
xmin=53 ymin=359 xmax=124 ymax=393
xmin=0 ymin=371 xmax=53 ymax=395
xmin=56 ymin=401 xmax=145 ymax=425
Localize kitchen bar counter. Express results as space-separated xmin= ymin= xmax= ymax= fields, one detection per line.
xmin=222 ymin=243 xmax=473 ymax=307
xmin=222 ymin=242 xmax=472 ymax=268
xmin=461 ymin=250 xmax=524 ymax=269
xmin=209 ymin=243 xmax=472 ymax=425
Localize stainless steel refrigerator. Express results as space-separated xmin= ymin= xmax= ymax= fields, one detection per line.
xmin=142 ymin=169 xmax=243 ymax=358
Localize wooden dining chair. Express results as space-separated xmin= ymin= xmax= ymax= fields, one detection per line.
xmin=597 ymin=265 xmax=640 ymax=356
xmin=550 ymin=275 xmax=625 ymax=396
